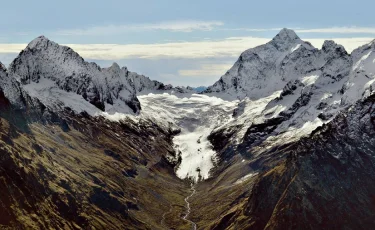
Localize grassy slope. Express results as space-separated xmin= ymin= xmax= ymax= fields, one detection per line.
xmin=0 ymin=114 xmax=192 ymax=229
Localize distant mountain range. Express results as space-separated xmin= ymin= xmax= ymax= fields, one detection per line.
xmin=192 ymin=86 xmax=207 ymax=92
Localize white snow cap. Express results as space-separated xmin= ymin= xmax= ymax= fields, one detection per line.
xmin=8 ymin=35 xmax=141 ymax=114
xmin=322 ymin=40 xmax=347 ymax=53
xmin=110 ymin=62 xmax=121 ymax=70
xmin=202 ymin=27 xmax=375 ymax=156
xmin=273 ymin=28 xmax=300 ymax=42
xmin=7 ymin=35 xmax=195 ymax=115
xmin=27 ymin=35 xmax=50 ymax=49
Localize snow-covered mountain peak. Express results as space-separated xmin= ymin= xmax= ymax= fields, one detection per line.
xmin=103 ymin=62 xmax=125 ymax=78
xmin=204 ymin=29 xmax=315 ymax=100
xmin=7 ymin=36 xmax=199 ymax=116
xmin=322 ymin=40 xmax=347 ymax=55
xmin=109 ymin=62 xmax=121 ymax=71
xmin=273 ymin=28 xmax=300 ymax=43
xmin=204 ymin=29 xmax=375 ymax=157
xmin=269 ymin=28 xmax=307 ymax=52
xmin=8 ymin=36 xmax=142 ymax=114
xmin=26 ymin=35 xmax=49 ymax=49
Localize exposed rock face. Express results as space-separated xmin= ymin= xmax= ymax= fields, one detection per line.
xmin=102 ymin=62 xmax=175 ymax=94
xmin=0 ymin=61 xmax=29 ymax=110
xmin=0 ymin=61 xmax=49 ymax=131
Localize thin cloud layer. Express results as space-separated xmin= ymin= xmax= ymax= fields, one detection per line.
xmin=66 ymin=37 xmax=268 ymax=59
xmin=296 ymin=27 xmax=375 ymax=34
xmin=221 ymin=27 xmax=375 ymax=34
xmin=55 ymin=22 xmax=375 ymax=36
xmin=56 ymin=20 xmax=224 ymax=35
xmin=179 ymin=63 xmax=233 ymax=77
xmin=0 ymin=36 xmax=372 ymax=61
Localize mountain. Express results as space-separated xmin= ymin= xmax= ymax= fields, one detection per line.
xmin=8 ymin=36 xmax=192 ymax=116
xmin=1 ymin=55 xmax=193 ymax=229
xmin=0 ymin=60 xmax=49 ymax=129
xmin=0 ymin=37 xmax=199 ymax=229
xmin=192 ymin=86 xmax=207 ymax=93
xmin=8 ymin=36 xmax=141 ymax=114
xmin=205 ymin=29 xmax=375 ymax=162
xmin=191 ymin=29 xmax=375 ymax=229
xmin=193 ymin=94 xmax=375 ymax=229
xmin=0 ymin=61 xmax=31 ymax=110
xmin=204 ymin=29 xmax=315 ymax=99
xmin=1 ymin=29 xmax=375 ymax=229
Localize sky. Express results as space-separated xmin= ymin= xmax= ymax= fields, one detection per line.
xmin=1 ymin=0 xmax=375 ymax=86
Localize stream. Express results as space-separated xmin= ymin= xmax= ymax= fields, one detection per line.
xmin=182 ymin=184 xmax=197 ymax=230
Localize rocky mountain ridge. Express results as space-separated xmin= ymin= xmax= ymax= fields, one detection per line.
xmin=205 ymin=28 xmax=375 ymax=163
xmin=7 ymin=36 xmax=193 ymax=115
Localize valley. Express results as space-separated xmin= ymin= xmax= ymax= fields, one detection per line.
xmin=1 ymin=28 xmax=375 ymax=229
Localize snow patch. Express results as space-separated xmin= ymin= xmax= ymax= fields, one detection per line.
xmin=291 ymin=44 xmax=301 ymax=53
xmin=301 ymin=75 xmax=319 ymax=86
xmin=353 ymin=51 xmax=372 ymax=70
xmin=23 ymin=77 xmax=101 ymax=115
xmin=234 ymin=173 xmax=258 ymax=185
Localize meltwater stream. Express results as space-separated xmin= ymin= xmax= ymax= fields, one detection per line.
xmin=139 ymin=93 xmax=238 ymax=182
xmin=183 ymin=184 xmax=197 ymax=230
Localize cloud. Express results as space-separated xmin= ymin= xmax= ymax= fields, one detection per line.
xmin=0 ymin=44 xmax=29 ymax=53
xmin=296 ymin=27 xmax=375 ymax=34
xmin=0 ymin=53 xmax=19 ymax=66
xmin=0 ymin=36 xmax=372 ymax=64
xmin=0 ymin=36 xmax=373 ymax=64
xmin=63 ymin=37 xmax=269 ymax=60
xmin=221 ymin=27 xmax=375 ymax=34
xmin=56 ymin=20 xmax=224 ymax=35
xmin=219 ymin=27 xmax=286 ymax=32
xmin=55 ymin=24 xmax=375 ymax=36
xmin=60 ymin=37 xmax=375 ymax=59
xmin=179 ymin=64 xmax=233 ymax=77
